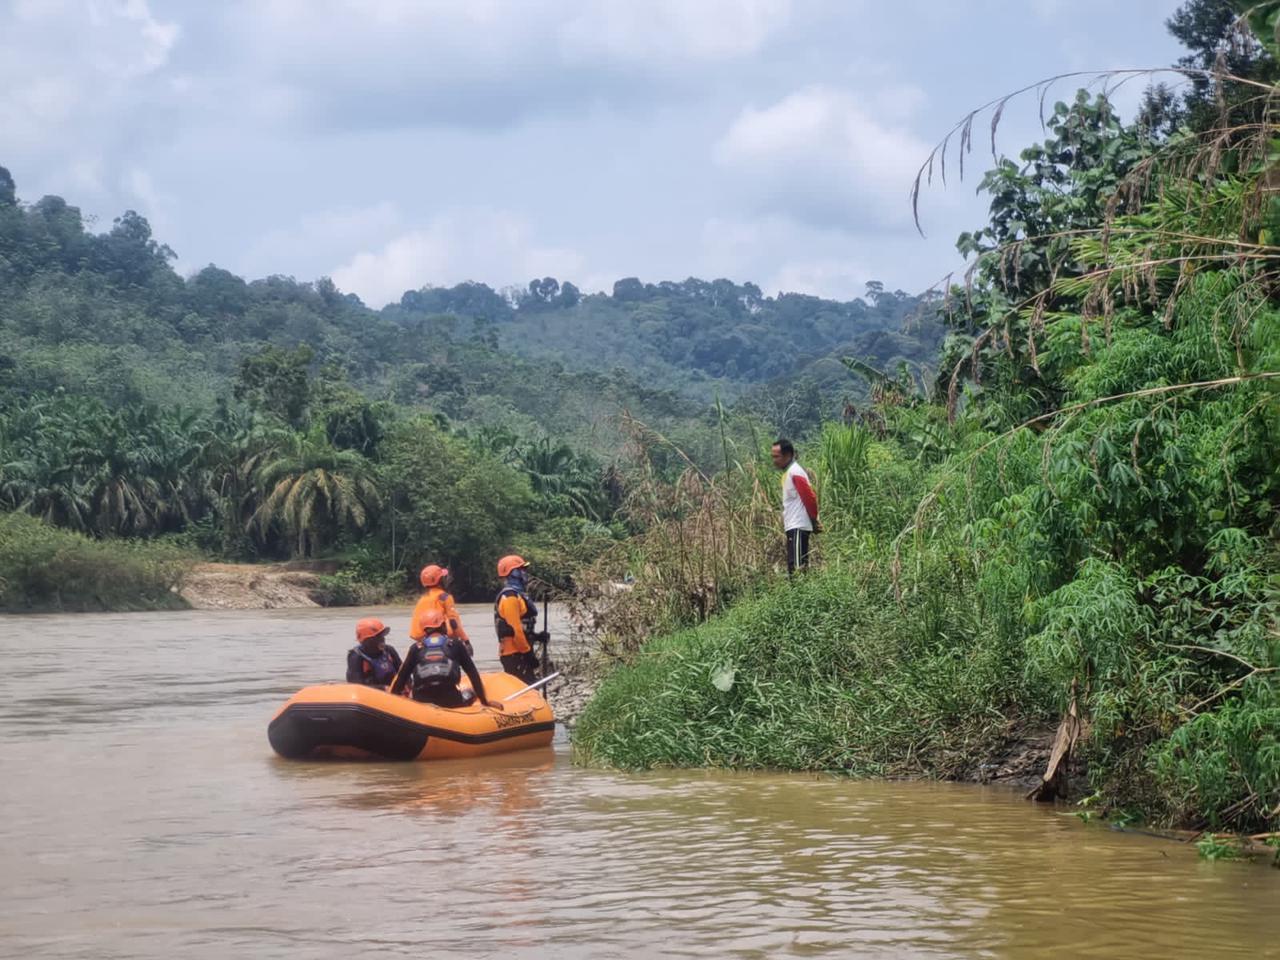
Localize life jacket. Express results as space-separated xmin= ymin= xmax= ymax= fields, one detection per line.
xmin=412 ymin=634 xmax=460 ymax=690
xmin=352 ymin=645 xmax=399 ymax=686
xmin=411 ymin=587 xmax=462 ymax=639
xmin=494 ymin=586 xmax=536 ymax=656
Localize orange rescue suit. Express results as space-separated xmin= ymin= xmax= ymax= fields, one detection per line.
xmin=494 ymin=590 xmax=533 ymax=657
xmin=409 ymin=587 xmax=470 ymax=644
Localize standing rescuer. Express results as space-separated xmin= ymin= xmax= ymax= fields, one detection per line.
xmin=410 ymin=564 xmax=472 ymax=655
xmin=346 ymin=618 xmax=403 ymax=688
xmin=494 ymin=554 xmax=547 ymax=684
xmin=771 ymin=437 xmax=819 ymax=575
xmin=389 ymin=610 xmax=503 ymax=711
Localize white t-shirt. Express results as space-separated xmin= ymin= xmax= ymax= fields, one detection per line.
xmin=782 ymin=460 xmax=816 ymax=532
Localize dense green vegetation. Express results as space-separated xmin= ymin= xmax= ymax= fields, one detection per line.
xmin=0 ymin=376 xmax=615 ymax=601
xmin=0 ymin=155 xmax=939 ymax=451
xmin=0 ymin=512 xmax=189 ymax=611
xmin=575 ymin=0 xmax=1280 ymax=838
xmin=1 ymin=0 xmax=1275 ymax=846
xmin=0 ymin=147 xmax=938 ymax=608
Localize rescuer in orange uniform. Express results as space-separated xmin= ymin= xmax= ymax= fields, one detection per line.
xmin=409 ymin=564 xmax=472 ymax=655
xmin=389 ymin=610 xmax=503 ymax=710
xmin=493 ymin=554 xmax=546 ymax=684
xmin=346 ymin=617 xmax=402 ymax=688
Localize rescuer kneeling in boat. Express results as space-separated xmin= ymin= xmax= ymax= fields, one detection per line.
xmin=346 ymin=618 xmax=403 ymax=688
xmin=409 ymin=563 xmax=473 ymax=655
xmin=389 ymin=610 xmax=504 ymax=711
xmin=494 ymin=554 xmax=547 ymax=685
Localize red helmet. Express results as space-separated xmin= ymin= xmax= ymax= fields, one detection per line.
xmin=355 ymin=617 xmax=389 ymax=643
xmin=419 ymin=609 xmax=446 ymax=632
xmin=497 ymin=554 xmax=528 ymax=578
xmin=419 ymin=564 xmax=448 ymax=588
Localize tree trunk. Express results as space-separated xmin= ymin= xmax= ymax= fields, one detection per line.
xmin=1027 ymin=680 xmax=1081 ymax=803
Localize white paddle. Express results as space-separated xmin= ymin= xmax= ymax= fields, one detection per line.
xmin=501 ymin=671 xmax=562 ymax=702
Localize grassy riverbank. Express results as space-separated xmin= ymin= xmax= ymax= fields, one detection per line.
xmin=574 ymin=563 xmax=1048 ymax=781
xmin=573 ymin=286 xmax=1280 ymax=833
xmin=573 ymin=10 xmax=1280 ymax=837
xmin=0 ymin=512 xmax=406 ymax=612
xmin=0 ymin=513 xmax=191 ymax=612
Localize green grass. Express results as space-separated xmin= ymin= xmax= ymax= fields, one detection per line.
xmin=573 ymin=561 xmax=1043 ymax=778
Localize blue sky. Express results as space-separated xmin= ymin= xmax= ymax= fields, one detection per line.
xmin=1 ymin=1 xmax=1190 ymax=306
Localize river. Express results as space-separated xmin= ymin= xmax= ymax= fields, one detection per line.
xmin=1 ymin=606 xmax=1277 ymax=959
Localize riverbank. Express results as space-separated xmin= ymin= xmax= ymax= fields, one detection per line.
xmin=0 ymin=513 xmax=381 ymax=614
xmin=569 ymin=554 xmax=1280 ymax=852
xmin=546 ymin=656 xmax=606 ymax=731
xmin=569 ymin=566 xmax=1155 ymax=814
xmin=0 ymin=513 xmax=190 ymax=612
xmin=179 ymin=560 xmax=341 ymax=610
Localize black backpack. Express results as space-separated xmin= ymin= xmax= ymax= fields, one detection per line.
xmin=413 ymin=635 xmax=459 ymax=689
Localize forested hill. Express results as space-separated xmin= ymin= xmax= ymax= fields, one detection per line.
xmin=392 ymin=276 xmax=940 ymax=406
xmin=0 ymin=164 xmax=940 ymax=446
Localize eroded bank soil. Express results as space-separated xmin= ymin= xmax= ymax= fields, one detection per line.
xmin=179 ymin=561 xmax=340 ymax=610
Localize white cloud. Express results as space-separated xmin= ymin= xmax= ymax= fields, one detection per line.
xmin=0 ymin=0 xmax=179 ymax=158
xmin=66 ymin=158 xmax=106 ymax=196
xmin=699 ymin=214 xmax=956 ymax=301
xmin=700 ymin=215 xmax=866 ymax=297
xmin=766 ymin=258 xmax=870 ymax=301
xmin=88 ymin=0 xmax=179 ymax=77
xmin=331 ymin=209 xmax=584 ymax=307
xmin=715 ymin=84 xmax=933 ymax=227
xmin=558 ymin=0 xmax=792 ymax=64
xmin=245 ymin=0 xmax=515 ymax=70
xmin=223 ymin=0 xmax=795 ymax=131
xmin=0 ymin=77 xmax=79 ymax=149
xmin=121 ymin=166 xmax=180 ymax=249
xmin=248 ymin=0 xmax=789 ymax=67
xmin=240 ymin=203 xmax=403 ymax=276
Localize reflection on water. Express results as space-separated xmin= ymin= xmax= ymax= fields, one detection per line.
xmin=1 ymin=607 xmax=1278 ymax=959
xmin=296 ymin=748 xmax=558 ymax=824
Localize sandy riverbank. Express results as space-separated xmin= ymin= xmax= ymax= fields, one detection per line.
xmin=179 ymin=561 xmax=341 ymax=610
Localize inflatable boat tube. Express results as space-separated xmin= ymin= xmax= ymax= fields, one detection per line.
xmin=268 ymin=671 xmax=555 ymax=761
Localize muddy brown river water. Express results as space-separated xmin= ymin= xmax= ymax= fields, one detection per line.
xmin=2 ymin=607 xmax=1278 ymax=959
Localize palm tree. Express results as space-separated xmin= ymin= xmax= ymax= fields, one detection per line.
xmin=0 ymin=396 xmax=96 ymax=530
xmin=465 ymin=424 xmax=522 ymax=465
xmin=85 ymin=412 xmax=163 ymax=536
xmin=148 ymin=409 xmax=211 ymax=532
xmin=517 ymin=437 xmax=604 ymax=519
xmin=248 ymin=431 xmax=381 ymax=557
xmin=0 ymin=452 xmax=92 ymax=530
xmin=199 ymin=414 xmax=293 ymax=553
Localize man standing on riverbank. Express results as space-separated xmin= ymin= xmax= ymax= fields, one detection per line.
xmin=771 ymin=438 xmax=818 ymax=575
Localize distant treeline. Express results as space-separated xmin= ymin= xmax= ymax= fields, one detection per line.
xmin=0 ymin=162 xmax=940 ymax=454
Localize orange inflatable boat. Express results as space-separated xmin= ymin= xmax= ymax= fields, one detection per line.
xmin=268 ymin=672 xmax=555 ymax=761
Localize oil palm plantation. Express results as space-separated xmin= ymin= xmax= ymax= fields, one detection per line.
xmin=516 ymin=436 xmax=605 ymax=519
xmin=248 ymin=430 xmax=381 ymax=557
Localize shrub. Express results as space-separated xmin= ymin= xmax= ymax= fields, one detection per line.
xmin=0 ymin=512 xmax=193 ymax=611
xmin=574 ymin=560 xmax=1037 ymax=777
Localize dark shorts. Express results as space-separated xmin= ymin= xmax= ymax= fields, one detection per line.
xmin=412 ymin=684 xmax=475 ymax=708
xmin=786 ymin=528 xmax=811 ymax=575
xmin=500 ymin=652 xmax=540 ymax=685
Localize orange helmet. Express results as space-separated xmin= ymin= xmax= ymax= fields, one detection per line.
xmin=355 ymin=617 xmax=389 ymax=643
xmin=497 ymin=554 xmax=528 ymax=578
xmin=419 ymin=609 xmax=446 ymax=632
xmin=419 ymin=564 xmax=448 ymax=588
